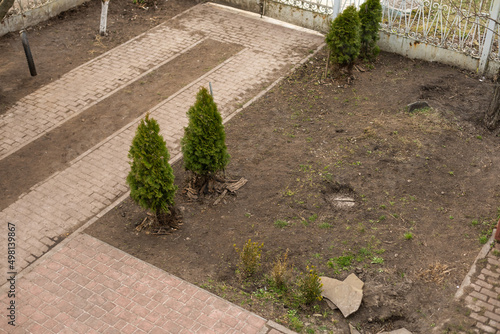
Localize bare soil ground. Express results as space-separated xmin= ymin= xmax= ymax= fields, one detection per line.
xmin=0 ymin=0 xmax=197 ymax=113
xmin=87 ymin=50 xmax=500 ymax=333
xmin=2 ymin=1 xmax=500 ymax=332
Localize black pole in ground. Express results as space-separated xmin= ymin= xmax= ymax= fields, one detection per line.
xmin=20 ymin=30 xmax=37 ymax=77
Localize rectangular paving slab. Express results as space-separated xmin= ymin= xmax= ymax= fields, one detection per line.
xmin=0 ymin=233 xmax=272 ymax=333
xmin=0 ymin=3 xmax=323 ymax=281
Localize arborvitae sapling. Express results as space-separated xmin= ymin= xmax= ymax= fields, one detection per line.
xmin=325 ymin=5 xmax=361 ymax=75
xmin=359 ymin=0 xmax=382 ymax=60
xmin=127 ymin=114 xmax=177 ymax=222
xmin=181 ymin=87 xmax=229 ymax=179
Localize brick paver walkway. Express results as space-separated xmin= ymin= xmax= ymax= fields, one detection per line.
xmin=0 ymin=4 xmax=317 ymax=161
xmin=461 ymin=241 xmax=500 ymax=333
xmin=0 ymin=3 xmax=322 ymax=333
xmin=0 ymin=3 xmax=324 ymax=275
xmin=0 ymin=234 xmax=287 ymax=333
xmin=0 ymin=2 xmax=498 ymax=333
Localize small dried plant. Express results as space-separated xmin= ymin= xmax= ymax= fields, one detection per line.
xmin=271 ymin=249 xmax=291 ymax=290
xmin=234 ymin=239 xmax=264 ymax=278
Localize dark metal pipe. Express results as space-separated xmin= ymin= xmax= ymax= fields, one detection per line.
xmin=20 ymin=30 xmax=37 ymax=77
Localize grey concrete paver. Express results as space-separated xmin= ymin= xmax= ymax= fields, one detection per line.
xmin=0 ymin=3 xmax=323 ymax=276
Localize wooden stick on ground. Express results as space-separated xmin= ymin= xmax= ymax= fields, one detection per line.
xmin=135 ymin=217 xmax=149 ymax=232
xmin=324 ymin=49 xmax=331 ymax=79
xmin=213 ymin=189 xmax=228 ymax=206
xmin=226 ymin=177 xmax=248 ymax=193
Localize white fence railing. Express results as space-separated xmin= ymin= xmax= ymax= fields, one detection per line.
xmin=6 ymin=0 xmax=53 ymax=17
xmin=269 ymin=0 xmax=500 ymax=63
xmin=1 ymin=0 xmax=89 ymax=37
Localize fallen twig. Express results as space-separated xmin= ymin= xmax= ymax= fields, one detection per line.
xmin=135 ymin=216 xmax=149 ymax=232
xmin=226 ymin=177 xmax=248 ymax=192
xmin=213 ymin=189 xmax=228 ymax=206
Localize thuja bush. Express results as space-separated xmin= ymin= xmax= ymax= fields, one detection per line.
xmin=296 ymin=266 xmax=323 ymax=305
xmin=181 ymin=87 xmax=229 ymax=178
xmin=127 ymin=114 xmax=177 ymax=220
xmin=359 ymin=0 xmax=382 ymax=60
xmin=325 ymin=5 xmax=361 ymax=73
xmin=234 ymin=239 xmax=264 ymax=278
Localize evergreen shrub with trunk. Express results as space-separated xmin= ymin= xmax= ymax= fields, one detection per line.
xmin=181 ymin=87 xmax=229 ymax=178
xmin=325 ymin=5 xmax=361 ymax=74
xmin=127 ymin=114 xmax=177 ymax=221
xmin=359 ymin=0 xmax=382 ymax=60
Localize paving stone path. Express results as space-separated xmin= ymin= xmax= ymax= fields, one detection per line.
xmin=460 ymin=241 xmax=500 ymax=333
xmin=1 ymin=2 xmax=498 ymax=333
xmin=0 ymin=3 xmax=324 ymax=275
xmin=0 ymin=233 xmax=294 ymax=333
xmin=0 ymin=3 xmax=323 ymax=333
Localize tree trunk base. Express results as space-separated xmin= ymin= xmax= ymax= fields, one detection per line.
xmin=486 ymin=78 xmax=500 ymax=130
xmin=134 ymin=206 xmax=182 ymax=234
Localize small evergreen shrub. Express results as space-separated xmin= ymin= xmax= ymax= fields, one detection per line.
xmin=181 ymin=87 xmax=229 ymax=177
xmin=127 ymin=114 xmax=177 ymax=218
xmin=234 ymin=239 xmax=264 ymax=278
xmin=296 ymin=266 xmax=323 ymax=304
xmin=325 ymin=5 xmax=361 ymax=72
xmin=359 ymin=0 xmax=382 ymax=60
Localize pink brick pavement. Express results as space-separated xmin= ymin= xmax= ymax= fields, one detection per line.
xmin=0 ymin=3 xmax=320 ymax=333
xmin=0 ymin=2 xmax=497 ymax=333
xmin=0 ymin=233 xmax=284 ymax=333
xmin=461 ymin=242 xmax=500 ymax=333
xmin=0 ymin=3 xmax=324 ymax=275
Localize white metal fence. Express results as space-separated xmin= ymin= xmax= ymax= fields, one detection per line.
xmin=270 ymin=0 xmax=500 ymax=62
xmin=6 ymin=0 xmax=53 ymax=16
xmin=1 ymin=0 xmax=88 ymax=37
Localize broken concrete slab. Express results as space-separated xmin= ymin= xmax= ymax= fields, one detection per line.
xmin=320 ymin=274 xmax=363 ymax=317
xmin=349 ymin=324 xmax=361 ymax=334
xmin=380 ymin=329 xmax=412 ymax=334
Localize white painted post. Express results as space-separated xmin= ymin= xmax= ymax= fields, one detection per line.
xmin=99 ymin=0 xmax=110 ymax=36
xmin=332 ymin=0 xmax=341 ymax=20
xmin=479 ymin=0 xmax=500 ymax=74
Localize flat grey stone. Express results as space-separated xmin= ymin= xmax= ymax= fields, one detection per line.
xmin=344 ymin=273 xmax=364 ymax=290
xmin=320 ymin=275 xmax=363 ymax=317
xmin=320 ymin=276 xmax=341 ymax=310
xmin=325 ymin=298 xmax=337 ymax=310
xmin=330 ymin=283 xmax=363 ymax=317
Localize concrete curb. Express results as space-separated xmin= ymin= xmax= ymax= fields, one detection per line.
xmin=267 ymin=320 xmax=299 ymax=334
xmin=455 ymin=228 xmax=497 ymax=299
xmin=1 ymin=13 xmax=325 ymax=290
xmin=223 ymin=41 xmax=326 ymax=126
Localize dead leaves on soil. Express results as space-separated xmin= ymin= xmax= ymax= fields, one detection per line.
xmin=417 ymin=262 xmax=455 ymax=284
